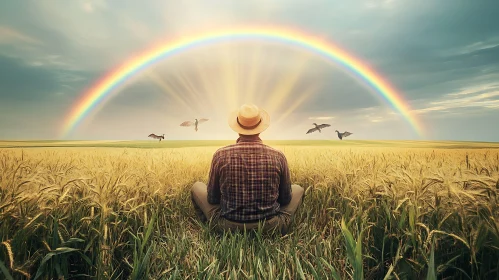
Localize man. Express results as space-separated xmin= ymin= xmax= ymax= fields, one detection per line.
xmin=191 ymin=103 xmax=304 ymax=235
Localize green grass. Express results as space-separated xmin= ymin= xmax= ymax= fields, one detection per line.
xmin=0 ymin=144 xmax=498 ymax=279
xmin=1 ymin=139 xmax=499 ymax=149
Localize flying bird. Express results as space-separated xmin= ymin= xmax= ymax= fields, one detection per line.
xmin=148 ymin=133 xmax=165 ymax=142
xmin=306 ymin=123 xmax=331 ymax=134
xmin=180 ymin=118 xmax=209 ymax=132
xmin=335 ymin=130 xmax=352 ymax=140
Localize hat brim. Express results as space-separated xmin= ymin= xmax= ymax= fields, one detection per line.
xmin=228 ymin=109 xmax=270 ymax=135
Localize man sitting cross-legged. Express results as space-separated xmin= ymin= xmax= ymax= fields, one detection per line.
xmin=191 ymin=103 xmax=304 ymax=235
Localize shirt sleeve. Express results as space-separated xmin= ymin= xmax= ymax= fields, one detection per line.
xmin=277 ymin=153 xmax=292 ymax=205
xmin=207 ymin=152 xmax=221 ymax=204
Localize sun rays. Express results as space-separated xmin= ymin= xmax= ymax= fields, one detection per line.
xmin=67 ymin=41 xmax=327 ymax=140
xmin=141 ymin=42 xmax=322 ymax=129
xmin=274 ymin=83 xmax=322 ymax=127
xmin=243 ymin=43 xmax=264 ymax=104
xmin=264 ymin=51 xmax=314 ymax=115
xmin=60 ymin=26 xmax=425 ymax=139
xmin=221 ymin=44 xmax=240 ymax=112
xmin=145 ymin=70 xmax=194 ymax=114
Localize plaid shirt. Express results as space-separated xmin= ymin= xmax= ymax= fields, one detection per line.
xmin=207 ymin=135 xmax=292 ymax=222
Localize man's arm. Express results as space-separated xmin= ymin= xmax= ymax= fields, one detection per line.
xmin=207 ymin=153 xmax=221 ymax=204
xmin=277 ymin=154 xmax=292 ymax=206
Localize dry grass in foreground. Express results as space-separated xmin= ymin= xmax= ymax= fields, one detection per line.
xmin=1 ymin=145 xmax=498 ymax=279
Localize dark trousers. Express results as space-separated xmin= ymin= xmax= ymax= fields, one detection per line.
xmin=190 ymin=182 xmax=304 ymax=235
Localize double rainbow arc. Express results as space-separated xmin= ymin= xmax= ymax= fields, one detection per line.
xmin=61 ymin=26 xmax=424 ymax=137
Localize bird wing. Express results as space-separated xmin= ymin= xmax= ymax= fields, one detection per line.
xmin=306 ymin=127 xmax=318 ymax=134
xmin=343 ymin=131 xmax=352 ymax=137
xmin=180 ymin=121 xmax=194 ymax=127
xmin=198 ymin=118 xmax=209 ymax=123
xmin=317 ymin=124 xmax=331 ymax=129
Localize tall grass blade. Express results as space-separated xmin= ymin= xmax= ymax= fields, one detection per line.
xmin=0 ymin=260 xmax=14 ymax=280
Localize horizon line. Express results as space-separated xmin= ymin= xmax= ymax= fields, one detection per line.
xmin=1 ymin=139 xmax=498 ymax=143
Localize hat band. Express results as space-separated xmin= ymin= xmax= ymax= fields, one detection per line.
xmin=237 ymin=117 xmax=262 ymax=129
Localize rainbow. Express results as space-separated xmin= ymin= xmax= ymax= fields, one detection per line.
xmin=61 ymin=26 xmax=424 ymax=137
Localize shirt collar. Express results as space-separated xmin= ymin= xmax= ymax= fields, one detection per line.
xmin=236 ymin=134 xmax=262 ymax=143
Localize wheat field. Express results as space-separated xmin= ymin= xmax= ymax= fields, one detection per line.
xmin=1 ymin=141 xmax=498 ymax=279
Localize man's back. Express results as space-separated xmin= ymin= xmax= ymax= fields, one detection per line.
xmin=207 ymin=135 xmax=292 ymax=222
xmin=190 ymin=103 xmax=304 ymax=234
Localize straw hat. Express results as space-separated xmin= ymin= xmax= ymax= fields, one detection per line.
xmin=228 ymin=104 xmax=270 ymax=135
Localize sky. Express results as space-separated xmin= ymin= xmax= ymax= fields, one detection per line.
xmin=1 ymin=0 xmax=499 ymax=141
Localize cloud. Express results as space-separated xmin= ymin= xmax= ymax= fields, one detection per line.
xmin=448 ymin=38 xmax=499 ymax=56
xmin=0 ymin=54 xmax=92 ymax=103
xmin=82 ymin=2 xmax=94 ymax=13
xmin=81 ymin=0 xmax=107 ymax=13
xmin=355 ymin=107 xmax=398 ymax=123
xmin=413 ymin=84 xmax=499 ymax=115
xmin=23 ymin=55 xmax=79 ymax=70
xmin=0 ymin=55 xmax=59 ymax=100
xmin=447 ymin=83 xmax=499 ymax=97
xmin=0 ymin=26 xmax=42 ymax=45
xmin=364 ymin=0 xmax=397 ymax=9
xmin=308 ymin=116 xmax=335 ymax=120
